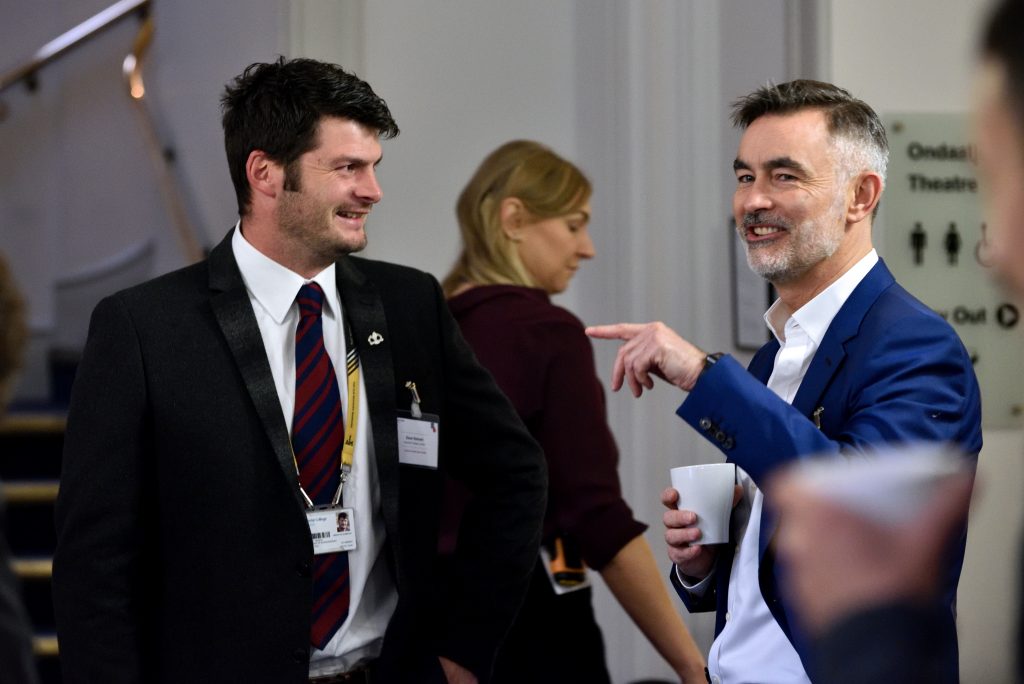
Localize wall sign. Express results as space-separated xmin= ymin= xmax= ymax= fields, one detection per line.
xmin=881 ymin=113 xmax=1021 ymax=427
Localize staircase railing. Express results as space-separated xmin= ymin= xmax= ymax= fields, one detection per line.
xmin=0 ymin=0 xmax=150 ymax=95
xmin=0 ymin=0 xmax=207 ymax=263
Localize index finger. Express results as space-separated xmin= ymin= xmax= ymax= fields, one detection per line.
xmin=585 ymin=323 xmax=645 ymax=340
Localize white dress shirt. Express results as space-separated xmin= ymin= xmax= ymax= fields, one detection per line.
xmin=232 ymin=225 xmax=397 ymax=675
xmin=704 ymin=250 xmax=879 ymax=684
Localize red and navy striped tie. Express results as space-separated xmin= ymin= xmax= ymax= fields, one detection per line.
xmin=293 ymin=282 xmax=350 ymax=649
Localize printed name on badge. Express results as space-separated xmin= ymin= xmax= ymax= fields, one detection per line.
xmin=396 ymin=413 xmax=440 ymax=468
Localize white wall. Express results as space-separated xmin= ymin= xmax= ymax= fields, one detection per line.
xmin=356 ymin=0 xmax=578 ymax=291
xmin=830 ymin=2 xmax=1022 ymax=682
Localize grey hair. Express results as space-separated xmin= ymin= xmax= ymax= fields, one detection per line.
xmin=732 ymin=79 xmax=889 ymax=184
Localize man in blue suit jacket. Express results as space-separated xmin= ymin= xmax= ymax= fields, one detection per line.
xmin=589 ymin=80 xmax=982 ymax=682
xmin=771 ymin=2 xmax=1024 ymax=682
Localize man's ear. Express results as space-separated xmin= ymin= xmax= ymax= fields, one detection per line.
xmin=246 ymin=150 xmax=283 ymax=202
xmin=499 ymin=197 xmax=527 ymax=242
xmin=847 ymin=172 xmax=883 ymax=224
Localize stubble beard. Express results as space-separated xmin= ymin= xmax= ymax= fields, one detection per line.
xmin=741 ymin=205 xmax=845 ymax=285
xmin=278 ymin=190 xmax=368 ymax=264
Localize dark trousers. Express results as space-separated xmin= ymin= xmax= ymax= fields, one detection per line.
xmin=491 ymin=559 xmax=611 ymax=684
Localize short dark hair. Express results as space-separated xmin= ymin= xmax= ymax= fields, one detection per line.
xmin=221 ymin=57 xmax=399 ymax=216
xmin=731 ymin=79 xmax=888 ymax=181
xmin=981 ymin=0 xmax=1024 ymax=129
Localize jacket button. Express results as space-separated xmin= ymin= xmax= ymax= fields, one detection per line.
xmin=699 ymin=418 xmax=712 ymax=430
xmin=296 ymin=561 xmax=311 ymax=577
xmin=723 ymin=438 xmax=735 ymax=450
xmin=714 ymin=430 xmax=727 ymax=443
xmin=292 ymin=647 xmax=307 ymax=663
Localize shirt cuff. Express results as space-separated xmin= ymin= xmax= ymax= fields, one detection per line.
xmin=674 ymin=560 xmax=716 ymax=598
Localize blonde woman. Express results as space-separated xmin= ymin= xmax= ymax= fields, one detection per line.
xmin=441 ymin=141 xmax=706 ymax=683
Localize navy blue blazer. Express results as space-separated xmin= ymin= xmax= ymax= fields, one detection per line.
xmin=671 ymin=259 xmax=982 ymax=678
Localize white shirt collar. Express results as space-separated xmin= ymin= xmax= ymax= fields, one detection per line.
xmin=765 ymin=249 xmax=879 ymax=346
xmin=231 ymin=221 xmax=340 ymax=322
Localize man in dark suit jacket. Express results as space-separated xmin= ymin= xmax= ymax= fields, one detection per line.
xmin=588 ymin=80 xmax=982 ymax=682
xmin=52 ymin=57 xmax=546 ymax=684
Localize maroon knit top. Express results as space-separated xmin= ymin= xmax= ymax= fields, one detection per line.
xmin=446 ymin=284 xmax=645 ymax=570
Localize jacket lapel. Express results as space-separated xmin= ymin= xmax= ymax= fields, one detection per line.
xmin=758 ymin=259 xmax=898 ymax=660
xmin=790 ymin=259 xmax=896 ymax=418
xmin=334 ymin=257 xmax=402 ymax=572
xmin=207 ymin=230 xmax=305 ymax=510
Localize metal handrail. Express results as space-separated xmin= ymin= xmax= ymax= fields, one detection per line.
xmin=0 ymin=0 xmax=150 ymax=95
xmin=0 ymin=0 xmax=207 ymax=263
xmin=123 ymin=16 xmax=206 ymax=262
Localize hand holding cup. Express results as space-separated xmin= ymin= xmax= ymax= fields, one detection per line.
xmin=663 ymin=463 xmax=738 ymax=581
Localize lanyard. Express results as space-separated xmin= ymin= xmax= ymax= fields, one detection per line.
xmin=293 ymin=312 xmax=361 ymax=510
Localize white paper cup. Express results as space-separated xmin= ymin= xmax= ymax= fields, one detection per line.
xmin=670 ymin=463 xmax=736 ymax=545
xmin=786 ymin=443 xmax=970 ymax=525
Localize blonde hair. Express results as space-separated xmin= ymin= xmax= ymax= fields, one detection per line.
xmin=0 ymin=253 xmax=27 ymax=411
xmin=442 ymin=140 xmax=592 ymax=296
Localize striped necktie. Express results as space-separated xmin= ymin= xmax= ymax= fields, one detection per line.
xmin=293 ymin=281 xmax=350 ymax=649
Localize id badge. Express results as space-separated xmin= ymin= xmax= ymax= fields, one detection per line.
xmin=539 ymin=538 xmax=591 ymax=595
xmin=306 ymin=506 xmax=357 ymax=555
xmin=396 ymin=410 xmax=440 ymax=468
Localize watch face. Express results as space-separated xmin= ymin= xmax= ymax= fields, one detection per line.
xmin=703 ymin=352 xmax=724 ymax=373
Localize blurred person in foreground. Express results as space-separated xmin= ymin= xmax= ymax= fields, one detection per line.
xmin=587 ymin=80 xmax=983 ymax=682
xmin=441 ymin=140 xmax=706 ymax=683
xmin=0 ymin=253 xmax=39 ymax=684
xmin=772 ymin=0 xmax=1024 ymax=681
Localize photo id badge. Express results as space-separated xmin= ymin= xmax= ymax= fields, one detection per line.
xmin=306 ymin=506 xmax=357 ymax=555
xmin=396 ymin=411 xmax=440 ymax=468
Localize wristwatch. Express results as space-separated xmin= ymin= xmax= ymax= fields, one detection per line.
xmin=702 ymin=352 xmax=724 ymax=374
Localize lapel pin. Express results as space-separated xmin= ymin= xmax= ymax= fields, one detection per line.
xmin=812 ymin=406 xmax=824 ymax=430
xmin=368 ymin=331 xmax=384 ymax=346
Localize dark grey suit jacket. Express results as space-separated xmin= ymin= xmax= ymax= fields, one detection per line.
xmin=53 ymin=230 xmax=546 ymax=683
